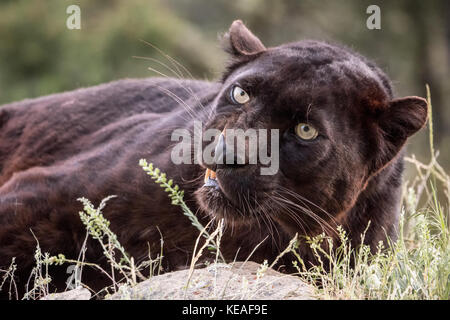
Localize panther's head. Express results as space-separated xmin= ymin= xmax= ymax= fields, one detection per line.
xmin=195 ymin=20 xmax=427 ymax=236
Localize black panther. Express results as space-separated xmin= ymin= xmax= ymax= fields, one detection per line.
xmin=0 ymin=20 xmax=427 ymax=298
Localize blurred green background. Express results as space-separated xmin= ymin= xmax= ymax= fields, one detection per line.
xmin=0 ymin=0 xmax=448 ymax=170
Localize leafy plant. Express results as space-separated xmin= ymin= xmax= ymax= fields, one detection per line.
xmin=139 ymin=159 xmax=225 ymax=262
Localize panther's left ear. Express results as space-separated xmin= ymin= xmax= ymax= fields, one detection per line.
xmin=371 ymin=96 xmax=428 ymax=173
xmin=222 ymin=20 xmax=266 ymax=57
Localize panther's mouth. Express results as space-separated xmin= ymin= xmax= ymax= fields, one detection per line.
xmin=203 ymin=168 xmax=219 ymax=189
xmin=201 ymin=167 xmax=242 ymax=210
xmin=197 ymin=165 xmax=276 ymax=226
xmin=201 ymin=166 xmax=255 ymax=208
xmin=198 ymin=128 xmax=259 ymax=220
xmin=197 ymin=167 xmax=252 ymax=223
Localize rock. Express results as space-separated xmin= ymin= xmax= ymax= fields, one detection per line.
xmin=41 ymin=286 xmax=91 ymax=300
xmin=108 ymin=261 xmax=314 ymax=300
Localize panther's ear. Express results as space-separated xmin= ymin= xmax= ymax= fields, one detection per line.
xmin=222 ymin=20 xmax=266 ymax=57
xmin=220 ymin=20 xmax=266 ymax=81
xmin=371 ymin=96 xmax=428 ymax=174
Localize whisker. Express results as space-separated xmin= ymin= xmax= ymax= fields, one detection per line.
xmin=154 ymin=85 xmax=197 ymax=120
xmin=277 ymin=186 xmax=339 ymax=226
xmin=138 ymin=40 xmax=208 ymax=111
xmin=259 ymin=198 xmax=282 ymax=250
xmin=273 ymin=190 xmax=338 ymax=237
xmin=139 ymin=39 xmax=185 ymax=78
xmin=147 ymin=66 xmax=171 ymax=79
xmin=133 ymin=56 xmax=183 ymax=78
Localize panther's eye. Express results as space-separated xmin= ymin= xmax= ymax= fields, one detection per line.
xmin=295 ymin=123 xmax=318 ymax=140
xmin=231 ymin=86 xmax=250 ymax=104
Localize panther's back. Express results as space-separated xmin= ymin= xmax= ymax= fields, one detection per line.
xmin=0 ymin=77 xmax=213 ymax=185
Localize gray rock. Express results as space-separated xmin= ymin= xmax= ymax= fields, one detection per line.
xmin=108 ymin=261 xmax=314 ymax=300
xmin=41 ymin=286 xmax=91 ymax=300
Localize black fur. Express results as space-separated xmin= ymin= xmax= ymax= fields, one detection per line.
xmin=0 ymin=21 xmax=427 ymax=299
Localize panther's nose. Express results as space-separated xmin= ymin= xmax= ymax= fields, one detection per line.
xmin=213 ymin=132 xmax=225 ymax=167
xmin=202 ymin=132 xmax=224 ymax=173
xmin=203 ymin=130 xmax=248 ymax=186
xmin=214 ymin=131 xmax=246 ymax=169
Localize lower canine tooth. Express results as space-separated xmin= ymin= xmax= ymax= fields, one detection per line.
xmin=204 ymin=168 xmax=217 ymax=183
xmin=204 ymin=169 xmax=211 ymax=183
